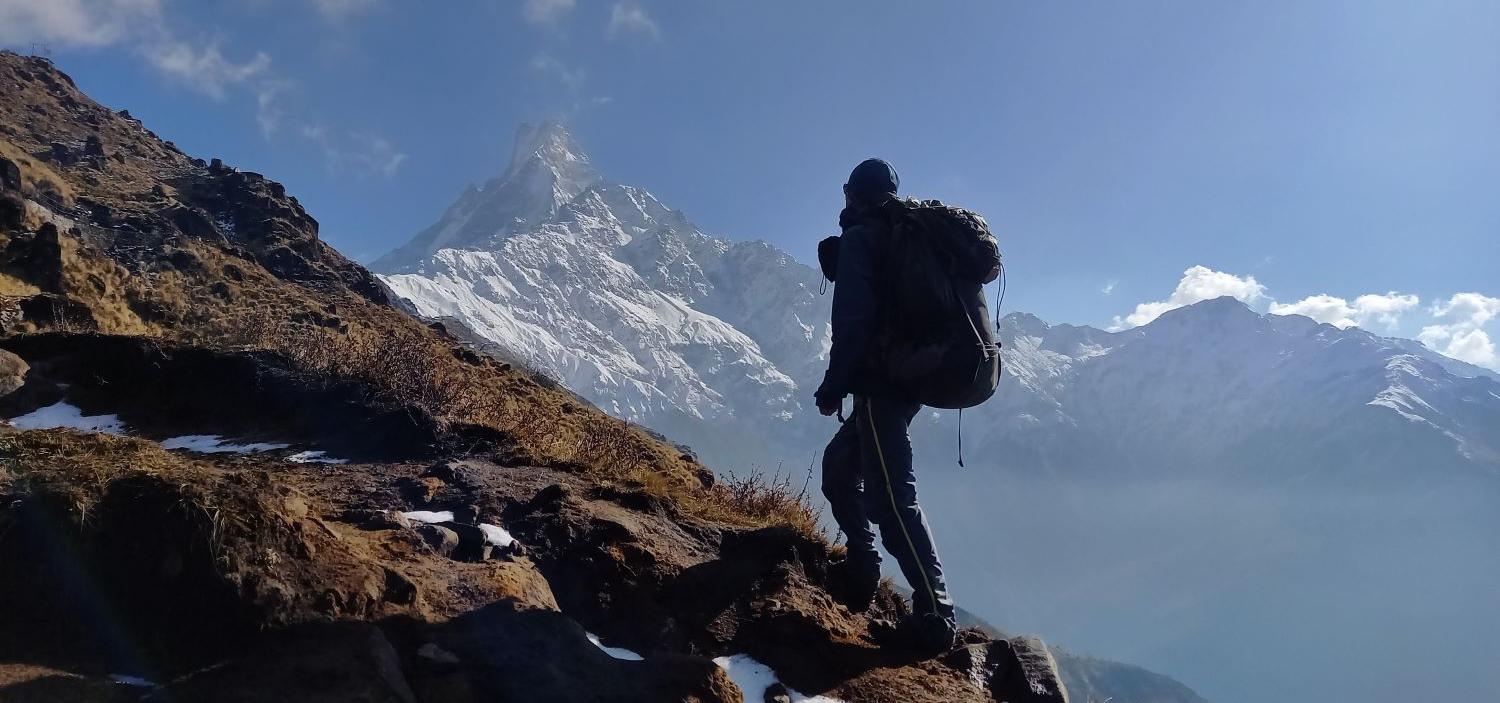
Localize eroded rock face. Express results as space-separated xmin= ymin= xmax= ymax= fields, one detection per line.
xmin=0 ymin=348 xmax=24 ymax=397
xmin=989 ymin=637 xmax=1070 ymax=703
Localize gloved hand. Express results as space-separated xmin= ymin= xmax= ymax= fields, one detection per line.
xmin=814 ymin=383 xmax=845 ymax=417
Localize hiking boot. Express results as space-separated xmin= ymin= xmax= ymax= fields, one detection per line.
xmin=828 ymin=555 xmax=880 ymax=613
xmin=870 ymin=612 xmax=958 ymax=654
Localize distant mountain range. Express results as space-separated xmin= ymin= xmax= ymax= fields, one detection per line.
xmin=376 ymin=123 xmax=1500 ymax=703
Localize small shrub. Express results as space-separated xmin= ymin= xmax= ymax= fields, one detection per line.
xmin=700 ymin=463 xmax=824 ymax=537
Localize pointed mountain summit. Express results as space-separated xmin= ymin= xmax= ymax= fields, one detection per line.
xmin=372 ymin=122 xmax=602 ymax=273
xmin=376 ymin=123 xmax=831 ymax=466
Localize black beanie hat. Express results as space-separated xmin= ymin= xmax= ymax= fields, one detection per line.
xmin=846 ymin=158 xmax=899 ymax=199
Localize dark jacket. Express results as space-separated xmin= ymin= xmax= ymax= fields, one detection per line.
xmin=817 ymin=204 xmax=892 ymax=402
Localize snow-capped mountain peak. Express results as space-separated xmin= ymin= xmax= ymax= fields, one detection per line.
xmin=377 ymin=123 xmax=831 ymax=462
xmin=372 ymin=122 xmax=603 ymax=273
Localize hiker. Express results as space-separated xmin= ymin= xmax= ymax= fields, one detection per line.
xmin=815 ymin=158 xmax=1002 ymax=652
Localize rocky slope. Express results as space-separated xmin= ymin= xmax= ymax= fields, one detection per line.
xmin=0 ymin=52 xmax=1073 ymax=703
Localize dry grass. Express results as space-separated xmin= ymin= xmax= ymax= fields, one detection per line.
xmin=202 ymin=294 xmax=824 ymax=535
xmin=0 ymin=139 xmax=75 ymax=206
xmin=698 ymin=464 xmax=824 ymax=537
xmin=0 ymin=427 xmax=176 ymax=518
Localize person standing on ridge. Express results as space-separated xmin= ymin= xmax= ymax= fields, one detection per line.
xmin=815 ymin=158 xmax=1003 ymax=653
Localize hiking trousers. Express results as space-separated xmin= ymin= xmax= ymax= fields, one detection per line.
xmin=821 ymin=396 xmax=956 ymax=623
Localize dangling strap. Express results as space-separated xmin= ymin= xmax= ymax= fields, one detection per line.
xmin=957 ymin=408 xmax=965 ymax=468
xmin=819 ymin=277 xmax=829 ymax=296
xmin=994 ymin=262 xmax=1007 ymax=329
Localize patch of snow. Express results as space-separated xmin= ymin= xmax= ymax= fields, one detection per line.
xmin=713 ymin=654 xmax=843 ymax=703
xmin=402 ymin=510 xmax=454 ymax=524
xmin=586 ymin=632 xmax=644 ymax=661
xmin=287 ymin=450 xmax=348 ymax=465
xmin=478 ymin=523 xmax=516 ymax=548
xmin=6 ymin=402 xmax=126 ymax=435
xmin=161 ymin=435 xmax=289 ymax=454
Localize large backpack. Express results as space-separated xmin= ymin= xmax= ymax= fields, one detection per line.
xmin=870 ymin=198 xmax=1003 ymax=409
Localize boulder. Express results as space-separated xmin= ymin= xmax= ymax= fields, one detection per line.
xmin=165 ymin=623 xmax=417 ymax=703
xmin=341 ymin=508 xmax=411 ymax=530
xmin=0 ymin=156 xmax=20 ymax=191
xmin=405 ymin=606 xmax=739 ymax=703
xmin=47 ymin=142 xmax=76 ymax=166
xmin=415 ymin=524 xmax=460 ymax=557
xmin=989 ymin=636 xmax=1069 ymax=703
xmin=445 ymin=522 xmax=492 ymax=562
xmin=21 ymin=223 xmax=64 ymax=293
xmin=0 ymin=349 xmax=26 ymax=398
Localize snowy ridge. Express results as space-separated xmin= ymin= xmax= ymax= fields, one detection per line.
xmin=972 ymin=299 xmax=1500 ymax=475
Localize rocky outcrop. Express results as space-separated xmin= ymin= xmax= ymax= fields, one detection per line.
xmin=0 ymin=348 xmax=23 ymax=397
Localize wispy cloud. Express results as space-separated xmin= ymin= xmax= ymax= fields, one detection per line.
xmin=1109 ymin=265 xmax=1266 ymax=330
xmin=530 ymin=54 xmax=584 ymax=90
xmin=1270 ymin=292 xmax=1419 ymax=330
xmin=0 ymin=0 xmax=267 ymax=99
xmin=523 ymin=0 xmax=575 ymax=25
xmin=254 ymin=79 xmax=292 ymax=136
xmin=302 ymin=126 xmax=406 ymax=179
xmin=0 ymin=0 xmax=162 ymax=48
xmin=1101 ymin=280 xmax=1117 ymax=296
xmin=147 ymin=41 xmax=270 ymax=99
xmin=0 ymin=0 xmax=405 ymax=179
xmin=607 ymin=2 xmax=659 ymax=41
xmin=527 ymin=53 xmax=611 ymax=114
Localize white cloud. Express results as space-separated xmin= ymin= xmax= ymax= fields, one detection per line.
xmin=1269 ymin=291 xmax=1419 ymax=330
xmin=1110 ymin=265 xmax=1267 ymax=330
xmin=0 ymin=0 xmax=161 ymax=47
xmin=1101 ymin=280 xmax=1117 ymax=296
xmin=1418 ymin=293 xmax=1500 ymax=370
xmin=0 ymin=0 xmax=276 ymax=102
xmin=147 ymin=41 xmax=271 ymax=99
xmin=607 ymin=2 xmax=659 ymax=40
xmin=523 ymin=0 xmax=575 ymax=25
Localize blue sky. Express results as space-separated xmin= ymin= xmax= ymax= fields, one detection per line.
xmin=2 ymin=0 xmax=1498 ymax=367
